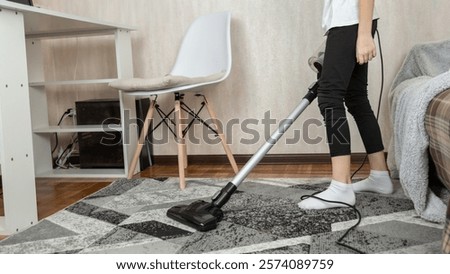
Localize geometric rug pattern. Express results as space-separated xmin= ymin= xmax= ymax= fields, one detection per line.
xmin=0 ymin=177 xmax=445 ymax=254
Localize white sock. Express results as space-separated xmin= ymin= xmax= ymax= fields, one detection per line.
xmin=298 ymin=180 xmax=355 ymax=210
xmin=352 ymin=170 xmax=394 ymax=194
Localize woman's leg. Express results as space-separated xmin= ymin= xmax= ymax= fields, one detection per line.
xmin=343 ymin=21 xmax=393 ymax=194
xmin=368 ymin=151 xmax=388 ymax=171
xmin=298 ymin=25 xmax=359 ymax=210
xmin=316 ymin=25 xmax=359 ymax=160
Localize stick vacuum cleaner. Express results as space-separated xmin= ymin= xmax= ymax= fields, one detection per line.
xmin=167 ymin=43 xmax=326 ymax=232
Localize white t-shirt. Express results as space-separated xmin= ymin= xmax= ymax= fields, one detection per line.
xmin=322 ymin=0 xmax=379 ymax=34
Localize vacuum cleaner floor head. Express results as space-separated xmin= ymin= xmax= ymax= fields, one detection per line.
xmin=167 ymin=200 xmax=224 ymax=232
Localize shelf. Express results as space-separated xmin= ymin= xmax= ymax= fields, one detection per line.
xmin=36 ymin=168 xmax=126 ymax=179
xmin=1 ymin=1 xmax=134 ymax=40
xmin=29 ymin=78 xmax=118 ymax=87
xmin=33 ymin=124 xmax=122 ymax=133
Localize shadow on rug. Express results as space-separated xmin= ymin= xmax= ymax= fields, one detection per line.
xmin=0 ymin=178 xmax=444 ymax=254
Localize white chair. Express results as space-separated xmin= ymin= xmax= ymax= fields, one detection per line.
xmin=110 ymin=11 xmax=238 ymax=189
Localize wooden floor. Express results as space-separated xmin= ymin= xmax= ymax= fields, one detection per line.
xmin=137 ymin=162 xmax=369 ymax=179
xmin=0 ymin=162 xmax=369 ymax=240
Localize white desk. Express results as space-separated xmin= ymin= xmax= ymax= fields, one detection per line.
xmin=0 ymin=1 xmax=138 ymax=235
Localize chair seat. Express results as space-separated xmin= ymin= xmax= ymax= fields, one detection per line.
xmin=109 ymin=71 xmax=226 ymax=92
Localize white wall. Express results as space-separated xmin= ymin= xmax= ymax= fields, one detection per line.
xmin=34 ymin=0 xmax=450 ymax=156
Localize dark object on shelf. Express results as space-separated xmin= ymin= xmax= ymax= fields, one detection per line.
xmin=76 ymin=99 xmax=124 ymax=169
xmin=75 ymin=98 xmax=154 ymax=170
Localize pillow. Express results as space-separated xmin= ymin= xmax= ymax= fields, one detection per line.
xmin=109 ymin=72 xmax=226 ymax=92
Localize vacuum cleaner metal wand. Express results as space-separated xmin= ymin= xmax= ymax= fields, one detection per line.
xmin=211 ymin=81 xmax=319 ymax=208
xmin=232 ymin=83 xmax=318 ymax=188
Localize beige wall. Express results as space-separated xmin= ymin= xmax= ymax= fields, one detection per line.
xmin=34 ymin=0 xmax=450 ymax=156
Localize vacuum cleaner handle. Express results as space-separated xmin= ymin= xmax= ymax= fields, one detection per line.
xmin=212 ymin=81 xmax=319 ymax=208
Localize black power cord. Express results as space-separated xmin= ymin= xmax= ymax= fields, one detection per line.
xmin=52 ymin=108 xmax=80 ymax=169
xmin=300 ymin=192 xmax=364 ymax=253
xmin=301 ymin=29 xmax=386 ymax=254
xmin=52 ymin=109 xmax=72 ymax=154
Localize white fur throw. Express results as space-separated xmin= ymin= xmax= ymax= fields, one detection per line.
xmin=387 ymin=40 xmax=450 ymax=223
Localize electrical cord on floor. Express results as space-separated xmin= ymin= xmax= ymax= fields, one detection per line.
xmin=300 ymin=191 xmax=365 ymax=254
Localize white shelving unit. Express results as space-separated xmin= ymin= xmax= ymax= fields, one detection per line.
xmin=23 ymin=8 xmax=138 ymax=179
xmin=0 ymin=1 xmax=138 ymax=234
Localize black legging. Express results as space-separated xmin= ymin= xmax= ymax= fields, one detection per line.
xmin=318 ymin=20 xmax=384 ymax=157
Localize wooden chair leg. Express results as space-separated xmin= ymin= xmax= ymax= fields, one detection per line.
xmin=128 ymin=99 xmax=156 ymax=179
xmin=175 ymin=98 xmax=187 ymax=189
xmin=204 ymin=95 xmax=239 ymax=174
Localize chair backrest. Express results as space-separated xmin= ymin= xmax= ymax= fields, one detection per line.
xmin=170 ymin=11 xmax=232 ymax=79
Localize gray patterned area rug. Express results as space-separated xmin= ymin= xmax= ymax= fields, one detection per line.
xmin=0 ymin=177 xmax=445 ymax=254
